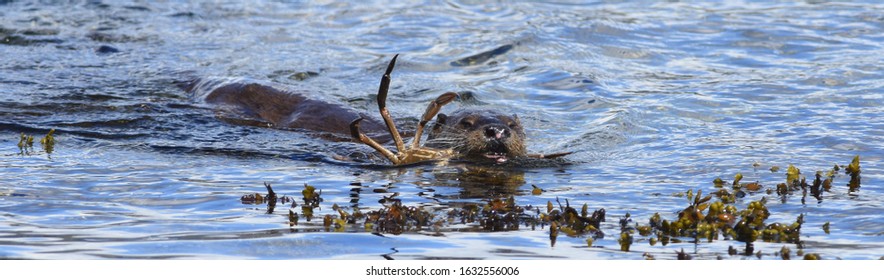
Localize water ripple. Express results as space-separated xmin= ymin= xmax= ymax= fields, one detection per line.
xmin=1 ymin=0 xmax=881 ymax=259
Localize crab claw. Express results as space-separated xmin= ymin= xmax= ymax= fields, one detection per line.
xmin=350 ymin=117 xmax=400 ymax=165
xmin=377 ymin=54 xmax=406 ymax=153
xmin=412 ymin=92 xmax=459 ymax=149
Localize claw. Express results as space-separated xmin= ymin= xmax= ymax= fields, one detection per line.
xmin=351 ymin=54 xmax=458 ymax=165
xmin=377 ymin=54 xmax=406 ymax=154
xmin=411 ymin=91 xmax=458 ymax=149
xmin=349 ymin=117 xmax=364 ymax=140
xmin=350 ymin=117 xmax=400 ymax=164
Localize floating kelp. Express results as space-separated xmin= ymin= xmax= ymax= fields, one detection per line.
xmin=235 ymin=156 xmax=861 ymax=259
xmin=618 ymin=180 xmax=804 ymax=255
xmin=549 ymin=221 xmax=559 ymax=247
xmin=240 ymin=182 xmax=293 ymax=215
xmin=239 ymin=182 xmax=606 ymax=242
xmin=240 ymin=193 xmax=264 ymax=204
xmin=301 ymin=183 xmax=322 ymax=206
xmin=264 ymin=182 xmax=278 ymax=214
xmin=631 ymin=157 xmax=863 ymax=258
xmin=16 ymin=129 xmax=55 ymax=156
xmin=300 ymin=183 xmax=322 ymax=222
xmin=618 ymin=231 xmax=633 ymax=252
xmin=288 ymin=209 xmax=298 ymax=227
xmin=744 ymin=182 xmax=762 ymax=192
xmin=17 ymin=133 xmax=34 ymax=154
xmin=772 ymin=157 xmax=860 ymax=204
xmin=780 ymin=246 xmax=791 ymax=260
xmin=647 ymin=187 xmax=805 ymax=256
xmin=541 ymin=198 xmax=605 ymax=247
xmin=732 ymin=173 xmax=743 ymax=189
xmin=810 ymin=173 xmax=823 ymax=201
xmin=40 ymin=128 xmax=56 ymax=155
xmin=845 ymin=156 xmax=861 ymax=192
xmin=365 ymin=200 xmax=435 ymax=235
xmin=531 ymin=185 xmax=543 ymax=195
xmin=478 ymin=197 xmax=522 ymax=232
xmin=676 ymin=248 xmax=692 ymax=260
xmin=786 ymin=164 xmax=801 ymax=187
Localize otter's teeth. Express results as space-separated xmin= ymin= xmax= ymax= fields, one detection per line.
xmin=484 ymin=153 xmax=508 ymax=164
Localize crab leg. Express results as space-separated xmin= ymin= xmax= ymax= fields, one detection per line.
xmin=377 ymin=54 xmax=406 ymax=154
xmin=527 ymin=152 xmax=573 ymax=159
xmin=350 ymin=117 xmax=401 ymax=165
xmin=411 ymin=92 xmax=458 ymax=149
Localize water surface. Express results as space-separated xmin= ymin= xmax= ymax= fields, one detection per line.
xmin=1 ymin=0 xmax=882 ymax=259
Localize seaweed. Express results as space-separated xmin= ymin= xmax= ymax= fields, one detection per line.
xmin=235 ymin=156 xmax=862 ymax=259
xmin=366 ymin=201 xmax=422 ymax=234
xmin=676 ymin=248 xmax=692 ymax=260
xmin=240 ymin=193 xmax=264 ymax=204
xmin=635 ymin=183 xmax=806 ymax=256
xmin=16 ymin=129 xmax=55 ymax=156
xmin=732 ymin=173 xmax=743 ymax=189
xmin=786 ymin=164 xmax=801 ymax=187
xmin=780 ymin=246 xmax=791 ymax=260
xmin=17 ymin=133 xmax=34 ymax=155
xmin=764 ymin=157 xmax=862 ymax=206
xmin=300 ymin=183 xmax=323 ymax=222
xmin=713 ymin=177 xmax=725 ymax=188
xmin=541 ymin=198 xmax=605 ymax=245
xmin=40 ymin=128 xmax=56 ymax=155
xmin=845 ymin=156 xmax=861 ymax=192
xmin=531 ymin=184 xmax=543 ymax=195
xmin=288 ymin=209 xmax=298 ymax=227
xmin=264 ymin=182 xmax=277 ymax=214
xmin=618 ymin=231 xmax=633 ymax=252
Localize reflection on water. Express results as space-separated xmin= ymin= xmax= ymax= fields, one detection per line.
xmin=1 ymin=1 xmax=882 ymax=259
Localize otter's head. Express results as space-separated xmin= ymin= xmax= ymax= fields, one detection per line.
xmin=425 ymin=109 xmax=527 ymax=163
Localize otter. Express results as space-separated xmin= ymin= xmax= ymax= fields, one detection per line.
xmin=183 ymin=55 xmax=567 ymax=165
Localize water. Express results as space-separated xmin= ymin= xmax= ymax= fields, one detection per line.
xmin=1 ymin=0 xmax=882 ymax=260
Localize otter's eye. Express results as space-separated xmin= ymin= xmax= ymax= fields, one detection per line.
xmin=507 ymin=121 xmax=519 ymax=129
xmin=459 ymin=119 xmax=475 ymax=128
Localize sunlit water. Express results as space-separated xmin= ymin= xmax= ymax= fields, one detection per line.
xmin=1 ymin=1 xmax=882 ymax=259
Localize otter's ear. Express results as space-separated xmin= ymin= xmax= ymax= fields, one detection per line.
xmin=513 ymin=114 xmax=521 ymax=124
xmin=436 ymin=113 xmax=448 ymax=125
xmin=431 ymin=113 xmax=447 ymax=136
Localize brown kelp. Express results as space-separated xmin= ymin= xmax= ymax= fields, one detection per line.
xmin=238 ymin=156 xmax=862 ymax=259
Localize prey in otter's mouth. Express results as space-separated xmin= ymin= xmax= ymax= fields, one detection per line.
xmin=350 ymin=55 xmax=570 ymax=165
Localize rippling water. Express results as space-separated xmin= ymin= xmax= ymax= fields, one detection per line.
xmin=1 ymin=1 xmax=882 ymax=259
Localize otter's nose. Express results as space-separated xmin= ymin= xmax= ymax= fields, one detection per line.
xmin=484 ymin=126 xmax=508 ymax=140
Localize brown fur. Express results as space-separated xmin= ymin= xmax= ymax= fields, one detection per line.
xmin=184 ymin=79 xmax=388 ymax=140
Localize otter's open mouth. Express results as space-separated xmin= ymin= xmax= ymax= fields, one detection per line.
xmin=480 ymin=140 xmax=512 ymax=164
xmin=483 ymin=152 xmax=509 ymax=164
